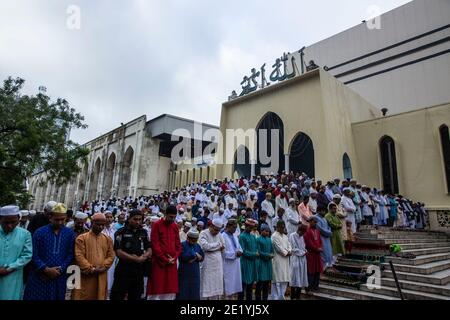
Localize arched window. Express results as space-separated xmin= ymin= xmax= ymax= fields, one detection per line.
xmin=379 ymin=136 xmax=399 ymax=194
xmin=440 ymin=125 xmax=450 ymax=192
xmin=289 ymin=132 xmax=315 ymax=177
xmin=233 ymin=145 xmax=251 ymax=178
xmin=343 ymin=153 xmax=353 ymax=180
xmin=256 ymin=112 xmax=285 ymax=175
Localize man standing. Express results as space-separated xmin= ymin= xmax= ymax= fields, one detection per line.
xmin=70 ymin=211 xmax=89 ymax=237
xmin=342 ymin=188 xmax=357 ymax=233
xmin=271 ymin=220 xmax=292 ymax=300
xmin=325 ymin=203 xmax=345 ymax=264
xmin=222 ymin=219 xmax=243 ymax=299
xmin=315 ymin=206 xmax=333 ymax=269
xmin=111 ymin=210 xmax=151 ymax=300
xmin=0 ymin=205 xmax=33 ymax=300
xmin=177 ymin=229 xmax=204 ymax=300
xmin=255 ymin=224 xmax=273 ymax=300
xmin=275 ymin=188 xmax=288 ymax=213
xmin=72 ymin=213 xmax=115 ymax=300
xmin=304 ymin=216 xmax=323 ymax=292
xmin=298 ymin=196 xmax=312 ymax=224
xmin=19 ymin=210 xmax=30 ymax=230
xmin=27 ymin=201 xmax=56 ymax=234
xmin=149 ymin=205 xmax=181 ymax=300
xmin=286 ymin=199 xmax=300 ymax=235
xmin=238 ymin=219 xmax=259 ymax=300
xmin=261 ymin=193 xmax=275 ymax=231
xmin=289 ymin=224 xmax=308 ymax=300
xmin=199 ymin=218 xmax=225 ymax=300
xmin=24 ymin=203 xmax=76 ymax=300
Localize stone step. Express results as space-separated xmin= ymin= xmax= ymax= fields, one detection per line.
xmin=381 ymin=259 xmax=450 ymax=275
xmin=382 ymin=268 xmax=450 ymax=286
xmin=397 ymin=242 xmax=450 ymax=250
xmin=401 ymin=246 xmax=450 ymax=256
xmin=381 ymin=278 xmax=450 ymax=297
xmin=359 ymin=283 xmax=450 ymax=300
xmin=379 ymin=238 xmax=450 ymax=244
xmin=385 ymin=253 xmax=450 ymax=266
xmin=301 ymin=292 xmax=352 ymax=300
xmin=317 ymin=284 xmax=400 ymax=300
xmin=376 ymin=234 xmax=449 ymax=240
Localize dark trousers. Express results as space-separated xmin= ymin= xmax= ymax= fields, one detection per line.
xmin=307 ymin=273 xmax=320 ymax=291
xmin=364 ymin=216 xmax=373 ymax=225
xmin=291 ymin=287 xmax=302 ymax=299
xmin=110 ymin=274 xmax=144 ymax=300
xmin=255 ymin=281 xmax=270 ymax=300
xmin=238 ymin=282 xmax=254 ymax=300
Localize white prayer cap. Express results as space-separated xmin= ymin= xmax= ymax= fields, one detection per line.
xmin=280 ymin=188 xmax=286 ymax=193
xmin=20 ymin=210 xmax=30 ymax=217
xmin=198 ymin=208 xmax=204 ymax=213
xmin=192 ymin=217 xmax=198 ymax=222
xmin=197 ymin=221 xmax=204 ymax=226
xmin=291 ymin=184 xmax=297 ymax=189
xmin=333 ymin=194 xmax=342 ymax=199
xmin=289 ymin=198 xmax=295 ymax=203
xmin=29 ymin=210 xmax=37 ymax=217
xmin=187 ymin=206 xmax=192 ymax=210
xmin=151 ymin=216 xmax=160 ymax=222
xmin=75 ymin=211 xmax=88 ymax=220
xmin=178 ymin=208 xmax=185 ymax=213
xmin=212 ymin=218 xmax=223 ymax=228
xmin=184 ymin=222 xmax=192 ymax=228
xmin=157 ymin=213 xmax=164 ymax=217
xmin=44 ymin=201 xmax=57 ymax=212
xmin=187 ymin=229 xmax=200 ymax=239
xmin=0 ymin=205 xmax=20 ymax=216
xmin=241 ymin=209 xmax=246 ymax=215
xmin=277 ymin=184 xmax=282 ymax=187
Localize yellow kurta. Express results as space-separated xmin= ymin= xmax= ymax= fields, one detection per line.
xmin=72 ymin=231 xmax=115 ymax=300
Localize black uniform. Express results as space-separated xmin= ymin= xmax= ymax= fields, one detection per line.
xmin=110 ymin=225 xmax=150 ymax=300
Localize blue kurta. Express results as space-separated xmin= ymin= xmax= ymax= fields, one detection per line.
xmin=314 ymin=215 xmax=333 ymax=266
xmin=177 ymin=241 xmax=204 ymax=300
xmin=0 ymin=226 xmax=33 ymax=300
xmin=23 ymin=225 xmax=75 ymax=300
xmin=256 ymin=236 xmax=274 ymax=282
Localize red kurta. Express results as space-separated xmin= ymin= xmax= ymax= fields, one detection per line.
xmin=303 ymin=227 xmax=324 ymax=274
xmin=149 ymin=219 xmax=182 ymax=295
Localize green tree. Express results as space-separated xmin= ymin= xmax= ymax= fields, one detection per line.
xmin=0 ymin=77 xmax=89 ymax=207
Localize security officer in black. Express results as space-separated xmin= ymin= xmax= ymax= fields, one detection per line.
xmin=110 ymin=209 xmax=152 ymax=300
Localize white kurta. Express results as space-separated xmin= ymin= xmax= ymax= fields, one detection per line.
xmin=261 ymin=200 xmax=275 ymax=231
xmin=102 ymin=225 xmax=117 ymax=293
xmin=222 ymin=232 xmax=243 ymax=296
xmin=286 ymin=207 xmax=300 ymax=235
xmin=289 ymin=233 xmax=308 ymax=288
xmin=275 ymin=196 xmax=288 ymax=213
xmin=199 ymin=229 xmax=225 ymax=298
xmin=271 ymin=231 xmax=292 ymax=283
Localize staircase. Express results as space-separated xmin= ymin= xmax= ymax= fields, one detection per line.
xmin=305 ymin=227 xmax=450 ymax=300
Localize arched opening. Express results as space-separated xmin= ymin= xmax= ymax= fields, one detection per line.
xmin=289 ymin=132 xmax=315 ymax=177
xmin=207 ymin=166 xmax=211 ymax=181
xmin=66 ymin=177 xmax=77 ymax=209
xmin=89 ymin=158 xmax=102 ymax=201
xmin=77 ymin=164 xmax=88 ymax=203
xmin=439 ymin=125 xmax=450 ymax=192
xmin=256 ymin=112 xmax=285 ymax=175
xmin=59 ymin=184 xmax=67 ymax=203
xmin=192 ymin=168 xmax=196 ymax=183
xmin=40 ymin=180 xmax=48 ymax=209
xmin=343 ymin=153 xmax=353 ymax=180
xmin=380 ymin=136 xmax=399 ymax=194
xmin=233 ymin=145 xmax=251 ymax=178
xmin=119 ymin=146 xmax=134 ymax=198
xmin=104 ymin=152 xmax=116 ymax=199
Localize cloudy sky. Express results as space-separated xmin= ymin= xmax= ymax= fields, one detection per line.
xmin=0 ymin=0 xmax=412 ymax=144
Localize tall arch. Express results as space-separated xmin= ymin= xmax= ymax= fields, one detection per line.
xmin=343 ymin=153 xmax=353 ymax=180
xmin=119 ymin=146 xmax=134 ymax=198
xmin=256 ymin=112 xmax=285 ymax=175
xmin=233 ymin=145 xmax=251 ymax=178
xmin=439 ymin=124 xmax=450 ymax=192
xmin=289 ymin=132 xmax=315 ymax=177
xmin=77 ymin=164 xmax=88 ymax=203
xmin=89 ymin=158 xmax=102 ymax=201
xmin=39 ymin=179 xmax=48 ymax=210
xmin=104 ymin=152 xmax=116 ymax=199
xmin=379 ymin=136 xmax=399 ymax=194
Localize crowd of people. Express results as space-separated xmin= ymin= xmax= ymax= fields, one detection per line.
xmin=0 ymin=172 xmax=428 ymax=300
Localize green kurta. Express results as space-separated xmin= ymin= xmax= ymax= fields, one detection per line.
xmin=239 ymin=231 xmax=258 ymax=284
xmin=256 ymin=236 xmax=274 ymax=282
xmin=0 ymin=226 xmax=33 ymax=300
xmin=325 ymin=212 xmax=345 ymax=255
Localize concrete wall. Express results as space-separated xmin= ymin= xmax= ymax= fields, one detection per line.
xmin=352 ymin=103 xmax=450 ymax=208
xmin=291 ymin=0 xmax=450 ymax=114
xmin=215 ymin=69 xmax=378 ymax=181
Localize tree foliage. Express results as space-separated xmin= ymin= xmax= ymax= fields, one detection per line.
xmin=0 ymin=77 xmax=89 ymax=206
